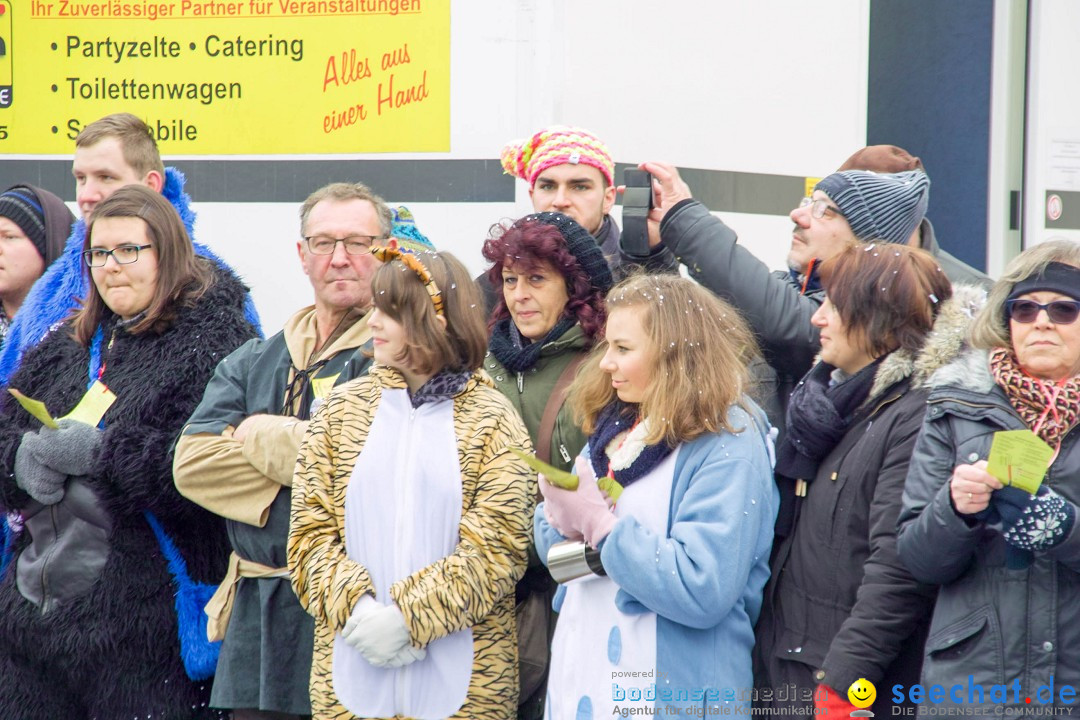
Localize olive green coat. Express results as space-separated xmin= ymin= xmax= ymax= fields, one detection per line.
xmin=484 ymin=324 xmax=590 ymax=475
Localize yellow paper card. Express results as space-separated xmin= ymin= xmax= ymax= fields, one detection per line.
xmin=986 ymin=429 xmax=1055 ymax=495
xmin=59 ymin=381 xmax=117 ymax=428
xmin=311 ymin=374 xmax=341 ymax=400
xmin=8 ymin=389 xmax=59 ymax=429
xmin=508 ymin=447 xmax=579 ymax=490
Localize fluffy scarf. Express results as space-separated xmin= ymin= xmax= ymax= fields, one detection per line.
xmin=989 ymin=347 xmax=1080 ymax=449
xmin=488 ymin=315 xmax=576 ymax=373
xmin=774 ymin=358 xmax=883 ymax=481
xmin=587 ymin=401 xmax=674 ymax=489
xmin=409 ymin=369 xmax=472 ymax=408
xmin=0 ymin=167 xmax=262 ymax=385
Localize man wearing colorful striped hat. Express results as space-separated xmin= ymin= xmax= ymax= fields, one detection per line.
xmin=486 ymin=126 xmax=673 ymax=314
xmin=501 ymin=126 xmax=617 ymax=251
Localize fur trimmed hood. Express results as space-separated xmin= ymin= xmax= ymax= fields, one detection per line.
xmin=867 ymin=283 xmax=988 ymax=399
xmin=926 ymin=347 xmax=996 ymax=394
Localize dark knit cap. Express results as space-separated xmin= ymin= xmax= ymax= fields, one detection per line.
xmin=519 ymin=211 xmax=614 ymax=293
xmin=815 ymin=170 xmax=930 ymax=245
xmin=838 ymin=145 xmax=925 ymax=174
xmin=0 ymin=187 xmax=48 ymax=260
xmin=0 ymin=184 xmax=74 ymax=266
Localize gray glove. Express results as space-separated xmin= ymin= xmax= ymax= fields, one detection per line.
xmin=23 ymin=419 xmax=103 ymax=477
xmin=15 ymin=433 xmax=66 ymax=505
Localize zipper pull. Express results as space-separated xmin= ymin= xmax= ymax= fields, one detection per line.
xmin=559 ymin=444 xmax=571 ymax=464
xmin=517 ymin=373 xmax=523 ymax=393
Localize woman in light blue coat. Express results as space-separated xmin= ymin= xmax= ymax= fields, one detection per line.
xmin=534 ymin=274 xmax=777 ymax=718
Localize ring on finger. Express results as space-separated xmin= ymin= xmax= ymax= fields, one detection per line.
xmin=967 ymin=492 xmax=973 ymax=500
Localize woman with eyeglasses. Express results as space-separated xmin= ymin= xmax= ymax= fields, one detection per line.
xmin=898 ymin=239 xmax=1080 ymax=718
xmin=0 ymin=184 xmax=257 ymax=720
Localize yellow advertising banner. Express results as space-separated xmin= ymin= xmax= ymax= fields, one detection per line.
xmin=0 ymin=0 xmax=449 ymax=153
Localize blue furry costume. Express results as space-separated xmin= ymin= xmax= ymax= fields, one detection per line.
xmin=0 ymin=167 xmax=262 ymax=386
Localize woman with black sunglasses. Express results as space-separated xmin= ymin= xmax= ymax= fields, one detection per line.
xmin=899 ymin=239 xmax=1080 ymax=718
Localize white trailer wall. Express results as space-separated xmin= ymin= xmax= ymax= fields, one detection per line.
xmin=191 ymin=0 xmax=871 ymax=332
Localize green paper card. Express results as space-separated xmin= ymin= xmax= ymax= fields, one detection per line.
xmin=986 ymin=429 xmax=1054 ymax=495
xmin=508 ymin=447 xmax=579 ymax=490
xmin=597 ymin=475 xmax=624 ymax=504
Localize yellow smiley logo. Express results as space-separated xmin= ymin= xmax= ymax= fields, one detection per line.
xmin=847 ymin=678 xmax=876 ymax=708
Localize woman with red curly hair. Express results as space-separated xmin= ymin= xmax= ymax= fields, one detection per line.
xmin=481 ymin=211 xmax=612 ymax=720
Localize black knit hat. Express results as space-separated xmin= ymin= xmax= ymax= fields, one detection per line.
xmin=0 ymin=184 xmax=73 ymax=266
xmin=0 ymin=187 xmax=48 ymax=260
xmin=519 ymin=211 xmax=613 ymax=293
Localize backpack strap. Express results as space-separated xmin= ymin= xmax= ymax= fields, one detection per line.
xmin=535 ymin=354 xmax=586 ymax=464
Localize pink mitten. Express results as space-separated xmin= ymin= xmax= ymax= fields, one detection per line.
xmin=539 ymin=474 xmax=584 ymax=541
xmin=541 ymin=457 xmax=617 ymax=549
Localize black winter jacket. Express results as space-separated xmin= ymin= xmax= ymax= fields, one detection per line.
xmin=754 ymin=287 xmax=981 ymax=715
xmin=0 ymin=260 xmax=256 ymax=719
xmin=754 ymin=361 xmax=935 ymax=715
xmin=897 ymin=349 xmax=1080 ymax=717
xmin=0 ymin=262 xmax=256 ymax=585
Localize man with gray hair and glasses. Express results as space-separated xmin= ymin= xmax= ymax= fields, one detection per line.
xmin=174 ymin=182 xmax=432 ymax=720
xmin=628 ymin=162 xmax=932 ymax=538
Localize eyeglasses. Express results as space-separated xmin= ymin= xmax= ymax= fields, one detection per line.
xmin=83 ymin=244 xmax=153 ymax=267
xmin=304 ymin=235 xmax=382 ymax=255
xmin=798 ymin=197 xmax=845 ymax=220
xmin=1006 ymin=299 xmax=1080 ymax=324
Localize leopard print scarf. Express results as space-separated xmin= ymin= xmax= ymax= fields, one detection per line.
xmin=989 ymin=347 xmax=1080 ymax=448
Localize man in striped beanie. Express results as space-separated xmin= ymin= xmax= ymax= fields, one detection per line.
xmin=839 ymin=145 xmax=992 ymax=289
xmin=626 ymin=161 xmax=936 ymax=538
xmin=802 ymin=169 xmax=930 ymax=263
xmin=488 ymin=126 xmax=670 ymax=315
xmin=815 ymin=169 xmax=930 ymax=244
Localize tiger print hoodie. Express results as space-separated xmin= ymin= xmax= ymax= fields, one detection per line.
xmin=288 ymin=365 xmax=535 ymax=720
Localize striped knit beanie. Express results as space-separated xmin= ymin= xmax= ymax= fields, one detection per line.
xmin=0 ymin=187 xmax=48 ymax=260
xmin=815 ymin=170 xmax=930 ymax=244
xmin=387 ymin=205 xmax=435 ymax=253
xmin=500 ymin=126 xmax=614 ymax=188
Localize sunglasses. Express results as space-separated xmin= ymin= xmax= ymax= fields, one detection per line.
xmin=1006 ymin=299 xmax=1080 ymax=324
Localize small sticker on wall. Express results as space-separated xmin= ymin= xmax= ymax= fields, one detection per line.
xmin=1048 ymin=194 xmax=1064 ymax=221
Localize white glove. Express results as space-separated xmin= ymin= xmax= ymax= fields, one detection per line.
xmin=383 ymin=643 xmax=427 ymax=668
xmin=342 ymin=594 xmax=379 ymax=643
xmin=343 ymin=596 xmax=413 ymax=667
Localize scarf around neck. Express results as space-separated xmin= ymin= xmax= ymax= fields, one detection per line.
xmin=587 ymin=401 xmax=674 ymax=489
xmin=409 ymin=368 xmax=472 ymax=408
xmin=774 ymin=357 xmax=883 ymax=481
xmin=488 ymin=315 xmax=576 ymax=373
xmin=989 ymin=347 xmax=1080 ymax=449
